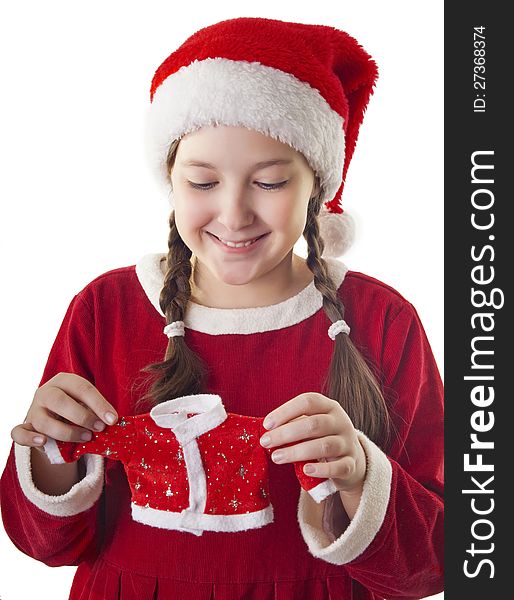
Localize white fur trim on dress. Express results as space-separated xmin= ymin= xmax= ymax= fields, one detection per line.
xmin=135 ymin=254 xmax=348 ymax=334
xmin=14 ymin=442 xmax=104 ymax=517
xmin=296 ymin=431 xmax=392 ymax=565
xmin=144 ymin=57 xmax=345 ymax=206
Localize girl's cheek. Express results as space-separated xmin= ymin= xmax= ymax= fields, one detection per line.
xmin=268 ymin=196 xmax=305 ymax=230
xmin=176 ymin=197 xmax=211 ymax=226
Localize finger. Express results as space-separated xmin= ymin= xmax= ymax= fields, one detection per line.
xmin=47 ymin=373 xmax=117 ymax=425
xmin=39 ymin=386 xmax=108 ymax=433
xmin=269 ymin=434 xmax=346 ymax=464
xmin=11 ymin=422 xmax=48 ymax=448
xmin=304 ymin=454 xmax=357 ymax=480
xmin=260 ymin=413 xmax=336 ymax=449
xmin=263 ymin=392 xmax=337 ymax=430
xmin=31 ymin=407 xmax=98 ymax=443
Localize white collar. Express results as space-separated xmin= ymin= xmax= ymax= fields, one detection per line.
xmin=135 ymin=253 xmax=348 ymax=335
xmin=150 ymin=394 xmax=227 ymax=444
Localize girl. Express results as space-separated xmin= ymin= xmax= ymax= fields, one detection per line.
xmin=0 ymin=16 xmax=444 ymax=600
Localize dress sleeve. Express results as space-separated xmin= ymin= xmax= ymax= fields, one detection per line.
xmin=42 ymin=416 xmax=137 ymax=465
xmin=258 ymin=421 xmax=338 ymax=503
xmin=0 ymin=292 xmax=108 ymax=567
xmin=297 ymin=302 xmax=444 ymax=599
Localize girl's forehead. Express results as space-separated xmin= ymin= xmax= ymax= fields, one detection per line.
xmin=179 ymin=125 xmax=294 ymax=151
xmin=175 ymin=125 xmax=307 ymax=168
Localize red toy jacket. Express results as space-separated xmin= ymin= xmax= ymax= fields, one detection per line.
xmin=41 ymin=393 xmax=338 ymax=536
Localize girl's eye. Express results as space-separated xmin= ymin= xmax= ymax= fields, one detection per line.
xmin=258 ymin=181 xmax=288 ymax=190
xmin=188 ymin=181 xmax=216 ymax=190
xmin=187 ymin=181 xmax=288 ymax=191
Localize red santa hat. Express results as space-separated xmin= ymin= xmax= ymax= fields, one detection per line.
xmin=145 ymin=17 xmax=379 ymax=257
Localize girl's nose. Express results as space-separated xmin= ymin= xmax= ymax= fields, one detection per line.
xmin=216 ymin=189 xmax=255 ymax=231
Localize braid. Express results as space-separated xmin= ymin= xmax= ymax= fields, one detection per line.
xmin=133 ymin=208 xmax=209 ymax=413
xmin=159 ymin=212 xmax=193 ymax=357
xmin=303 ymin=197 xmax=343 ymax=323
xmin=303 ymin=195 xmax=394 ymax=449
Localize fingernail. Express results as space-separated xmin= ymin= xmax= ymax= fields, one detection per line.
xmin=81 ymin=431 xmax=92 ymax=441
xmin=272 ymin=450 xmax=285 ymax=463
xmin=263 ymin=418 xmax=275 ymax=430
xmin=33 ymin=436 xmax=44 ymax=445
xmin=93 ymin=420 xmax=105 ymax=431
xmin=304 ymin=464 xmax=316 ymax=474
xmin=104 ymin=412 xmax=116 ymax=425
xmin=260 ymin=435 xmax=271 ymax=447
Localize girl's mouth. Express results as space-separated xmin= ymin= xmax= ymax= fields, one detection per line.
xmin=207 ymin=231 xmax=269 ymax=252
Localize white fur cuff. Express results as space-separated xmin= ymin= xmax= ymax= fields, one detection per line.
xmin=14 ymin=443 xmax=104 ymax=517
xmin=297 ymin=431 xmax=392 ymax=565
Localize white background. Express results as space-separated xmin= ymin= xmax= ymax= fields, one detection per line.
xmin=0 ymin=1 xmax=443 ymax=598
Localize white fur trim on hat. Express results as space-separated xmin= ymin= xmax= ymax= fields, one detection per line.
xmin=144 ymin=57 xmax=345 ymax=207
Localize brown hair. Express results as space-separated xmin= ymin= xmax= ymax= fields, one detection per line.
xmin=134 ymin=139 xmax=393 ymax=449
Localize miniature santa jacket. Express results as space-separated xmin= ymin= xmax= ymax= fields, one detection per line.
xmin=0 ymin=255 xmax=444 ymax=600
xmin=41 ymin=394 xmax=338 ymax=536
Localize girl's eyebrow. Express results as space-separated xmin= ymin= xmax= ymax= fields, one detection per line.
xmin=181 ymin=159 xmax=293 ymax=170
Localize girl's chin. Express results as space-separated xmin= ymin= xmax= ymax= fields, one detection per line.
xmin=209 ymin=267 xmax=256 ymax=285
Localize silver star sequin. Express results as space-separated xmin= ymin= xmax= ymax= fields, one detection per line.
xmin=117 ymin=417 xmax=129 ymax=427
xmin=103 ymin=448 xmax=115 ymax=456
xmin=144 ymin=427 xmax=154 ymax=439
xmin=238 ymin=429 xmax=253 ymax=443
xmin=140 ymin=458 xmax=149 ymax=470
xmin=238 ymin=464 xmax=247 ymax=478
xmin=229 ymin=497 xmax=241 ymax=510
xmin=165 ymin=485 xmax=174 ymax=497
xmin=176 ymin=448 xmax=184 ymax=463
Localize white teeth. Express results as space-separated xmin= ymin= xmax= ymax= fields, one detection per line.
xmin=218 ymin=236 xmax=260 ymax=248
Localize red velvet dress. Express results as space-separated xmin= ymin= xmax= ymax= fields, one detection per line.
xmin=0 ymin=254 xmax=444 ymax=599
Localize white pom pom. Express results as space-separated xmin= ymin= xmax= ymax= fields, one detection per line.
xmin=318 ymin=208 xmax=355 ymax=257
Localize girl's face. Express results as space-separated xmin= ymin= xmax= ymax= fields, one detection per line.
xmin=170 ymin=125 xmax=319 ymax=288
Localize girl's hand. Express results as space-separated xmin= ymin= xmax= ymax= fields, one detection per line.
xmin=10 ymin=372 xmax=118 ymax=452
xmin=259 ymin=392 xmax=367 ymax=495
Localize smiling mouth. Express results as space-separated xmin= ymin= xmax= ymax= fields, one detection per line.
xmin=207 ymin=232 xmax=269 ymax=248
